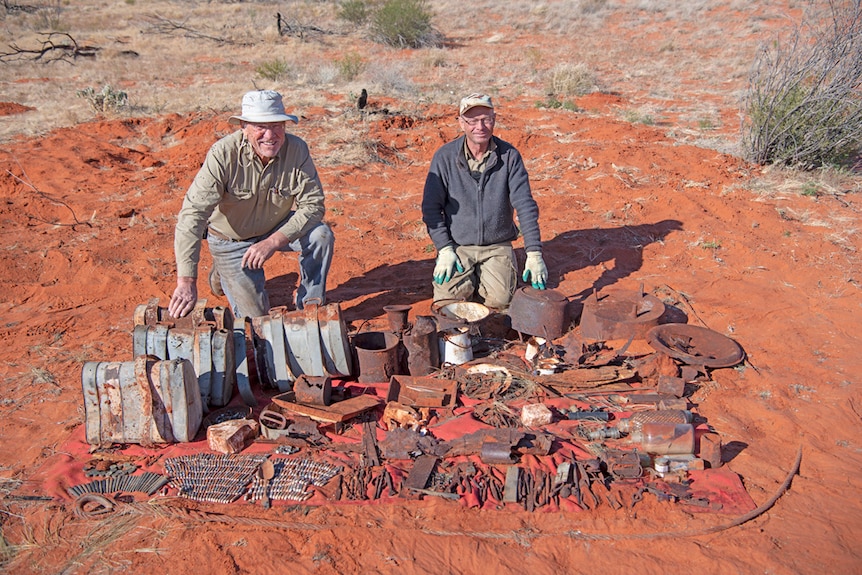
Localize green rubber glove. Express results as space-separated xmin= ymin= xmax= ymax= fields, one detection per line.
xmin=433 ymin=245 xmax=464 ymax=284
xmin=522 ymin=251 xmax=548 ymax=289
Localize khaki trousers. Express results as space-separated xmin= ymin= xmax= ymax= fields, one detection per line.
xmin=433 ymin=243 xmax=517 ymax=310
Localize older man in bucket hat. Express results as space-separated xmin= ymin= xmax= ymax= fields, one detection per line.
xmin=168 ymin=89 xmax=334 ymax=319
xmin=422 ymin=93 xmax=547 ymax=311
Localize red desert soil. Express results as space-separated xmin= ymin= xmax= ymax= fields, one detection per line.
xmin=1 ymin=17 xmax=862 ymax=575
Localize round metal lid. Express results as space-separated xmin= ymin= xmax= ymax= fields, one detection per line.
xmin=646 ymin=323 xmax=745 ymax=368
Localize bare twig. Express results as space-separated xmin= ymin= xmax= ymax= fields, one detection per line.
xmin=5 ymin=158 xmax=91 ymax=228
xmin=0 ymin=32 xmax=99 ymax=64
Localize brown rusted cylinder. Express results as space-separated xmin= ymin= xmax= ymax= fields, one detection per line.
xmin=293 ymin=374 xmax=332 ymax=406
xmin=480 ymin=440 xmax=516 ymax=464
xmin=383 ymin=304 xmax=412 ymax=336
xmin=403 ymin=315 xmax=439 ymax=376
xmin=353 ymin=331 xmax=403 ymax=383
xmin=509 ymin=287 xmax=569 ymax=339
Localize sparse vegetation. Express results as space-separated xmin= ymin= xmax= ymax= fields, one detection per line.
xmin=624 ymin=109 xmax=655 ymax=125
xmin=546 ymin=62 xmax=597 ymax=97
xmin=338 ymin=0 xmax=370 ymax=25
xmin=536 ymin=96 xmax=579 ymax=111
xmin=742 ymin=0 xmax=862 ymax=169
xmin=336 ymin=52 xmax=365 ymax=81
xmin=255 ymin=58 xmax=291 ymax=81
xmin=370 ymin=0 xmax=441 ymax=48
xmin=75 ymin=85 xmax=128 ymax=113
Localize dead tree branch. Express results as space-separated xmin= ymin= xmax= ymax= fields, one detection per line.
xmin=276 ymin=12 xmax=333 ymax=41
xmin=1 ymin=1 xmax=41 ymax=14
xmin=141 ymin=14 xmax=252 ymax=47
xmin=0 ymin=32 xmax=99 ymax=64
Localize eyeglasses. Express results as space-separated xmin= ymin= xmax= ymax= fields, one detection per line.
xmin=460 ymin=115 xmax=495 ymax=128
xmin=246 ymin=122 xmax=285 ymax=134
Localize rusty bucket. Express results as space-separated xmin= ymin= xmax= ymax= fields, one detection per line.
xmin=509 ymin=287 xmax=569 ymax=339
xmin=352 ymin=331 xmax=402 ymax=383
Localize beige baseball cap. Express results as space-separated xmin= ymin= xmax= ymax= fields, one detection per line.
xmin=459 ymin=93 xmax=494 ymax=116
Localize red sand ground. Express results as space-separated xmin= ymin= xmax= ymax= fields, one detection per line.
xmin=1 ymin=94 xmax=860 ymax=574
xmin=1 ymin=7 xmax=861 ymax=575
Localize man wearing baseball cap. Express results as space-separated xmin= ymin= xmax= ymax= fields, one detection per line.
xmin=422 ymin=93 xmax=547 ymax=311
xmin=169 ymin=89 xmax=334 ymax=319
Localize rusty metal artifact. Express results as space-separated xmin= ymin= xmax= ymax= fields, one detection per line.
xmin=509 ymin=287 xmax=569 ymax=339
xmin=579 ymin=288 xmax=665 ymax=340
xmin=294 ymin=374 xmax=332 ymax=406
xmin=646 ymin=323 xmax=745 ymax=368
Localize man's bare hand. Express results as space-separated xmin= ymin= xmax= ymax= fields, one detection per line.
xmin=168 ymin=277 xmax=198 ymax=318
xmin=241 ymin=234 xmax=286 ymax=269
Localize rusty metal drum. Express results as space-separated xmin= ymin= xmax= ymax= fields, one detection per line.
xmin=508 ymin=287 xmax=569 ymax=339
xmin=81 ymin=355 xmax=203 ymax=445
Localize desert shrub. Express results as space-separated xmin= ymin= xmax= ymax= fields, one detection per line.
xmin=338 ymin=0 xmax=370 ymax=25
xmin=336 ymin=52 xmax=365 ymax=81
xmin=76 ymin=85 xmax=128 ymax=113
xmin=256 ymin=58 xmax=291 ymax=81
xmin=370 ymin=0 xmax=440 ymax=48
xmin=536 ymin=96 xmax=580 ymax=112
xmin=742 ymin=0 xmax=862 ymax=169
xmin=547 ymin=62 xmax=597 ymax=97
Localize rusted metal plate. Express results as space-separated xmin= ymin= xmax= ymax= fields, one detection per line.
xmin=646 ymin=323 xmax=745 ymax=368
xmin=403 ymin=455 xmax=438 ymax=491
xmin=271 ymin=391 xmax=381 ymax=424
xmin=386 ymin=375 xmax=457 ymax=408
xmin=580 ymin=289 xmax=665 ymax=341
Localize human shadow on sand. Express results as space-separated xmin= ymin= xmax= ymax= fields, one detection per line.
xmin=266 ymin=219 xmax=683 ymax=323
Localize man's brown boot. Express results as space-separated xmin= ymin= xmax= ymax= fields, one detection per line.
xmin=208 ymin=266 xmax=224 ymax=297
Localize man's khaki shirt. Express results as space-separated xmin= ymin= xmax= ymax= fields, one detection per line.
xmin=174 ymin=130 xmax=325 ymax=278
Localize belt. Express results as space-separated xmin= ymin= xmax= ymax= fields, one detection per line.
xmin=207 ymin=227 xmax=238 ymax=242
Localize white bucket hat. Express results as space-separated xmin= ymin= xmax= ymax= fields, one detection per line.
xmin=229 ymin=90 xmax=298 ymax=125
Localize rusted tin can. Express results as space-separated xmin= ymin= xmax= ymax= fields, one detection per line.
xmin=352 ymin=331 xmax=402 ymax=383
xmin=81 ymin=355 xmax=203 ymax=445
xmin=509 ymin=287 xmax=569 ymax=339
xmin=293 ymin=374 xmax=332 ymax=406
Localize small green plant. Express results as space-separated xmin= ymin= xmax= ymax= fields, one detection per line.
xmin=623 ymin=109 xmax=655 ymax=125
xmin=336 ymin=52 xmax=365 ymax=81
xmin=424 ymin=243 xmax=435 ymax=253
xmin=698 ymin=118 xmax=715 ymax=130
xmin=535 ymin=96 xmax=580 ymax=112
xmin=338 ymin=0 xmax=370 ymax=25
xmin=255 ymin=58 xmax=291 ymax=82
xmin=700 ymin=240 xmax=722 ymax=249
xmin=800 ymin=182 xmax=820 ymax=196
xmin=371 ymin=0 xmax=440 ymax=49
xmin=76 ymin=85 xmax=128 ymax=113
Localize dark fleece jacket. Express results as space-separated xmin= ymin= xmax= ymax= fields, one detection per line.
xmin=422 ymin=135 xmax=542 ymax=253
